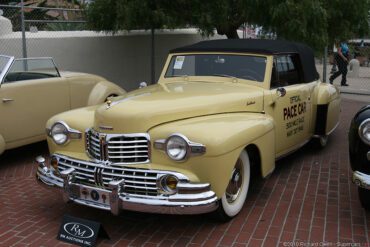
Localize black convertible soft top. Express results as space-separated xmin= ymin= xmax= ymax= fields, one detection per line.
xmin=170 ymin=39 xmax=319 ymax=83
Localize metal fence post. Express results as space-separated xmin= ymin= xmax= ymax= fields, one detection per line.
xmin=151 ymin=28 xmax=155 ymax=84
xmin=20 ymin=0 xmax=27 ymax=59
xmin=323 ymin=46 xmax=327 ymax=82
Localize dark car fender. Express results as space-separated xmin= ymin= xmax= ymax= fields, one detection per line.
xmin=349 ymin=105 xmax=370 ymax=172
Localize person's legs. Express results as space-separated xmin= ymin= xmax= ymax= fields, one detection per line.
xmin=330 ymin=54 xmax=341 ymax=84
xmin=340 ymin=66 xmax=348 ymax=85
xmin=329 ymin=70 xmax=341 ymax=84
xmin=330 ymin=62 xmax=337 ymax=74
xmin=337 ymin=58 xmax=348 ymax=86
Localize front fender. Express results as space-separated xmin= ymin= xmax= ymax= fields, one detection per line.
xmin=150 ymin=113 xmax=274 ymax=157
xmin=46 ymin=105 xmax=98 ymax=156
xmin=148 ymin=113 xmax=275 ymax=197
xmin=87 ymin=81 xmax=126 ymax=106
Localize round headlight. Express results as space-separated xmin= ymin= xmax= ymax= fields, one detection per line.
xmin=166 ymin=135 xmax=188 ymax=161
xmin=51 ymin=122 xmax=68 ymax=145
xmin=359 ymin=119 xmax=370 ymax=145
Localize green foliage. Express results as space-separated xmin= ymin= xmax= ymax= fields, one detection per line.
xmin=323 ymin=0 xmax=369 ymax=44
xmin=262 ymin=0 xmax=328 ymax=50
xmin=86 ymin=0 xmax=370 ymax=50
xmin=86 ymin=0 xmax=118 ymax=31
xmin=45 ymin=22 xmax=86 ymax=31
xmin=87 ymin=0 xmax=176 ymax=31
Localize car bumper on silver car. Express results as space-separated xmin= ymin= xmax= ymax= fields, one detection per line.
xmin=35 ymin=155 xmax=218 ymax=215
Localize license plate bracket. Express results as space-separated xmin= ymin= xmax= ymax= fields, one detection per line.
xmin=70 ymin=184 xmax=110 ymax=206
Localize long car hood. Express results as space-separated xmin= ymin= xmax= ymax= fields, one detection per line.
xmin=94 ymin=81 xmax=264 ymax=133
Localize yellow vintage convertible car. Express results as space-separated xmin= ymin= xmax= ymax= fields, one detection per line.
xmin=36 ymin=39 xmax=340 ymax=221
xmin=0 ymin=55 xmax=125 ymax=155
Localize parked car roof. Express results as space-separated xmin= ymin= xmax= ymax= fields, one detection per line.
xmin=170 ymin=39 xmax=319 ymax=83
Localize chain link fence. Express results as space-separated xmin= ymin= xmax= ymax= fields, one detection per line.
xmin=0 ymin=2 xmax=86 ymax=58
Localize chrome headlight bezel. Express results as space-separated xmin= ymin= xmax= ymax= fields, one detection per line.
xmin=47 ymin=121 xmax=82 ymax=145
xmin=154 ymin=133 xmax=206 ymax=162
xmin=359 ymin=118 xmax=370 ymax=145
xmin=165 ymin=134 xmax=189 ymax=161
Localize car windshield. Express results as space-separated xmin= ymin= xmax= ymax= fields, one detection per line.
xmin=165 ymin=54 xmax=267 ymax=82
xmin=9 ymin=58 xmax=59 ymax=77
xmin=2 ymin=58 xmax=60 ymax=83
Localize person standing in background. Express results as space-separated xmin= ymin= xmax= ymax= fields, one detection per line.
xmin=329 ymin=41 xmax=350 ymax=86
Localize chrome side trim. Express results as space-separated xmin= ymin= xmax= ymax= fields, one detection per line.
xmin=327 ymin=121 xmax=340 ymax=136
xmin=276 ymin=139 xmax=310 ymax=161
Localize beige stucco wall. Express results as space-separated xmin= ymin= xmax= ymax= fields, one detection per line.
xmin=0 ymin=17 xmax=224 ymax=91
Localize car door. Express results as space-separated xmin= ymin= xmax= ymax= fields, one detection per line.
xmin=0 ymin=58 xmax=70 ymax=144
xmin=267 ymin=54 xmax=314 ymax=157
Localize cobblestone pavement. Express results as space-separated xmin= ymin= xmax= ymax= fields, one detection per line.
xmin=0 ymin=98 xmax=369 ymax=247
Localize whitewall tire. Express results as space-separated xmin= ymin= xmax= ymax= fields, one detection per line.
xmin=216 ymin=149 xmax=251 ymax=221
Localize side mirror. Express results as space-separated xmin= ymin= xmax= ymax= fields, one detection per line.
xmin=276 ymin=87 xmax=286 ymax=97
xmin=139 ymin=82 xmax=147 ymax=88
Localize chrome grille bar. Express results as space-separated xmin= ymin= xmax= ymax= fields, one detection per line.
xmin=56 ymin=156 xmax=159 ymax=196
xmin=86 ymin=129 xmax=150 ymax=164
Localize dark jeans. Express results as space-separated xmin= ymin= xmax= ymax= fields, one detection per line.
xmin=329 ymin=53 xmax=348 ymax=85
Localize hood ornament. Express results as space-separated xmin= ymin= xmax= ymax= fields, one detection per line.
xmin=106 ymin=100 xmax=112 ymax=109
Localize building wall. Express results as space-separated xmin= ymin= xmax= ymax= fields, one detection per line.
xmin=0 ymin=17 xmax=224 ymax=91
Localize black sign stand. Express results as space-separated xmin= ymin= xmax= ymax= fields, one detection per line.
xmin=57 ymin=214 xmax=109 ymax=247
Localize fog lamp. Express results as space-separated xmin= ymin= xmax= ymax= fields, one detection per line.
xmin=50 ymin=156 xmax=59 ymax=170
xmin=160 ymin=175 xmax=178 ymax=194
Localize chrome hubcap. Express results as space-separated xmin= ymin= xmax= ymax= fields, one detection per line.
xmin=226 ymin=158 xmax=243 ymax=203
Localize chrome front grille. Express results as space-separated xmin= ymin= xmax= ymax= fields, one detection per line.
xmin=86 ymin=129 xmax=150 ymax=164
xmin=57 ymin=157 xmax=159 ymax=196
xmin=86 ymin=129 xmax=102 ymax=160
xmin=102 ymin=167 xmax=158 ymax=196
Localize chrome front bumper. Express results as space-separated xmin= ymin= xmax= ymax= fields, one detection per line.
xmin=35 ymin=155 xmax=218 ymax=215
xmin=353 ymin=171 xmax=370 ymax=190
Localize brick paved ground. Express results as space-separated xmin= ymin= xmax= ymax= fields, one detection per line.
xmin=0 ymin=98 xmax=369 ymax=247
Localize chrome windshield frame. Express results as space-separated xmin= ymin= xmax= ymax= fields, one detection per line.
xmin=0 ymin=55 xmax=15 ymax=86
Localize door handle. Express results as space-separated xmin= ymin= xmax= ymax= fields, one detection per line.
xmin=2 ymin=98 xmax=14 ymax=103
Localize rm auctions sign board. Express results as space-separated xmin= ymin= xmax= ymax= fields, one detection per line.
xmin=57 ymin=214 xmax=109 ymax=247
